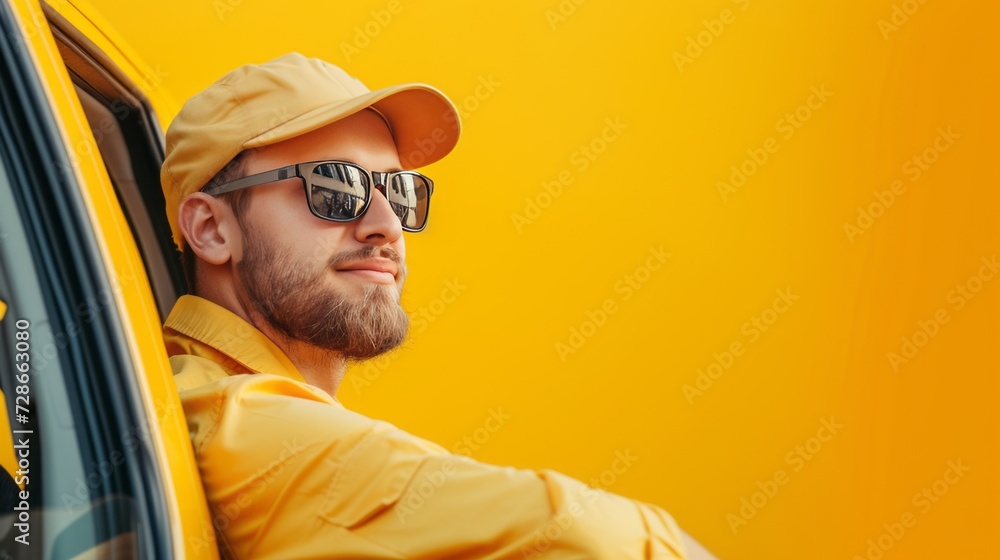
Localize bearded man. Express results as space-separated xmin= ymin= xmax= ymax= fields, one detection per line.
xmin=160 ymin=53 xmax=715 ymax=559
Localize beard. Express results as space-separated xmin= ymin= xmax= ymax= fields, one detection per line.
xmin=235 ymin=227 xmax=409 ymax=360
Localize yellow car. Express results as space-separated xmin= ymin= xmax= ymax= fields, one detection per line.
xmin=0 ymin=0 xmax=218 ymax=556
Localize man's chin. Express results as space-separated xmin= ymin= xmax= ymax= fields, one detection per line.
xmin=341 ymin=325 xmax=409 ymax=361
xmin=331 ymin=294 xmax=409 ymax=360
xmin=363 ymin=283 xmax=403 ymax=305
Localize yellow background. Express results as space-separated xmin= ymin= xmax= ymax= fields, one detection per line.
xmin=83 ymin=0 xmax=999 ymax=558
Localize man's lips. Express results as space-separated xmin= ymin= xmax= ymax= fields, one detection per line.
xmin=335 ymin=258 xmax=399 ymax=283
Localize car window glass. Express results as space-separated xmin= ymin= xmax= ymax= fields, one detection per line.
xmin=0 ymin=154 xmax=135 ymax=556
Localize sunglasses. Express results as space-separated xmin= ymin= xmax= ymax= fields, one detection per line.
xmin=202 ymin=160 xmax=434 ymax=232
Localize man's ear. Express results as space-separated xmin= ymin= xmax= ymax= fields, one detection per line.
xmin=178 ymin=192 xmax=240 ymax=265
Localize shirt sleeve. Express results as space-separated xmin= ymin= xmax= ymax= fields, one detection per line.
xmin=180 ymin=373 xmax=689 ymax=559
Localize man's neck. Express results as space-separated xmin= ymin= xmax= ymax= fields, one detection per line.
xmin=199 ymin=279 xmax=348 ymax=397
xmin=240 ymin=303 xmax=347 ymax=398
xmin=270 ymin=335 xmax=347 ymax=398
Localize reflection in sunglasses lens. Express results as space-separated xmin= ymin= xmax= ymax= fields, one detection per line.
xmin=310 ymin=164 xmax=365 ymax=219
xmin=306 ymin=164 xmax=430 ymax=230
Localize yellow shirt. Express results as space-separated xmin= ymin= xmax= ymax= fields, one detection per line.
xmin=164 ymin=295 xmax=689 ymax=559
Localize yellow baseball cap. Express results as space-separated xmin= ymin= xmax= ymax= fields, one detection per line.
xmin=160 ymin=52 xmax=461 ymax=250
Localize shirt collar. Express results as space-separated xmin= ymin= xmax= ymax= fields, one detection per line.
xmin=164 ymin=295 xmax=306 ymax=382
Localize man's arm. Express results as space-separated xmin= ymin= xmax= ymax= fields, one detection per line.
xmin=184 ymin=373 xmax=694 ymax=558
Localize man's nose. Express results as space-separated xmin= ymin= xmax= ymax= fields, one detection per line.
xmin=354 ymin=183 xmax=403 ymax=243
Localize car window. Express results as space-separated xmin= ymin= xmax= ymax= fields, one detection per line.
xmin=0 ymin=1 xmax=171 ymax=556
xmin=0 ymin=140 xmax=138 ymax=558
xmin=48 ymin=14 xmax=183 ymax=319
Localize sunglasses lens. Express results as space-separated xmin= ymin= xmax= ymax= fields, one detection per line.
xmin=307 ymin=163 xmax=368 ymax=220
xmin=386 ymin=173 xmax=431 ymax=231
xmin=306 ymin=163 xmax=432 ymax=230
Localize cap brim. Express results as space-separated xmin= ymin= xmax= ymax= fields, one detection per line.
xmin=243 ymin=84 xmax=460 ymax=169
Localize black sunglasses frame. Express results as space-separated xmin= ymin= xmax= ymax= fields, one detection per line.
xmin=202 ymin=160 xmax=434 ymax=232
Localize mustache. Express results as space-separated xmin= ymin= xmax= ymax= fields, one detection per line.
xmin=328 ymin=245 xmax=403 ymax=269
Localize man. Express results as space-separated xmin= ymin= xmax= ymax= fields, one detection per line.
xmin=160 ymin=53 xmax=715 ymax=559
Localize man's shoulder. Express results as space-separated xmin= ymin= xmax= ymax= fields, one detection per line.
xmin=171 ymin=354 xmax=233 ymax=391
xmin=175 ymin=366 xmax=409 ymax=453
xmin=176 ymin=364 xmax=342 ymax=421
xmin=171 ymin=351 xmax=332 ymax=409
